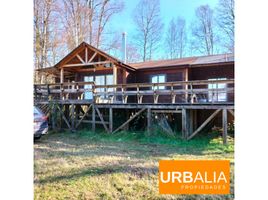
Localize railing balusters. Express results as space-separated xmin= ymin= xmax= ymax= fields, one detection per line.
xmin=34 ymin=79 xmax=234 ymax=104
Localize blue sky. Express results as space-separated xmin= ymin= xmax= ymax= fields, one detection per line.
xmin=107 ymin=0 xmax=219 ymax=59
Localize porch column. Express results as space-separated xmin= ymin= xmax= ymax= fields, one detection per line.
xmin=60 ymin=68 xmax=64 ymax=83
xmin=185 ymin=68 xmax=189 ymax=103
xmin=222 ymin=108 xmax=228 ymax=144
xmin=113 ymin=65 xmax=117 ymax=85
xmin=113 ymin=65 xmax=117 ymax=102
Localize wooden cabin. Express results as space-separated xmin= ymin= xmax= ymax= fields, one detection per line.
xmin=35 ymin=42 xmax=234 ymax=143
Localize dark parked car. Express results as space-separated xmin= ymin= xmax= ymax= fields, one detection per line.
xmin=34 ymin=106 xmax=48 ymax=139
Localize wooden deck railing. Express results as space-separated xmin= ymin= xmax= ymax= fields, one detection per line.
xmin=34 ymin=79 xmax=234 ymax=104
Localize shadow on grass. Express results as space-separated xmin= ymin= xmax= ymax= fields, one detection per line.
xmin=36 ymin=163 xmax=158 ymax=185
xmin=36 ymin=129 xmax=234 ymax=159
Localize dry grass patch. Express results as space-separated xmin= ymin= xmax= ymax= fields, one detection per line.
xmin=34 ymin=131 xmax=234 ymax=200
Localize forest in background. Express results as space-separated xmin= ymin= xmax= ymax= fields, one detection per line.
xmin=34 ymin=0 xmax=234 ymax=78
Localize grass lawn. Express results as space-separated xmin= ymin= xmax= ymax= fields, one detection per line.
xmin=34 ymin=130 xmax=234 ymax=200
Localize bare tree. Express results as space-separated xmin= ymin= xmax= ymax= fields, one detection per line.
xmin=34 ymin=0 xmax=56 ymax=69
xmin=165 ymin=17 xmax=187 ymax=59
xmin=133 ymin=0 xmax=164 ymax=61
xmin=59 ymin=0 xmax=123 ymax=50
xmin=216 ymin=0 xmax=234 ymax=52
xmin=191 ymin=5 xmax=216 ymax=55
xmin=95 ymin=0 xmax=124 ymax=48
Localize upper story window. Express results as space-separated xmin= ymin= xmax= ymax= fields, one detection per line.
xmin=151 ymin=74 xmax=166 ymax=90
xmin=208 ymin=78 xmax=227 ymax=102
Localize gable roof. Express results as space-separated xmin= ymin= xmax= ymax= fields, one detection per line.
xmin=54 ymin=42 xmax=135 ymax=71
xmin=129 ymin=53 xmax=234 ymax=69
xmin=37 ymin=43 xmax=234 ymax=75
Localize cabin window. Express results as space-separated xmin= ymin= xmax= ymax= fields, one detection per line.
xmin=208 ymin=78 xmax=227 ymax=102
xmin=84 ymin=76 xmax=94 ymax=99
xmin=151 ymin=74 xmax=166 ymax=90
xmin=84 ymin=74 xmax=114 ymax=99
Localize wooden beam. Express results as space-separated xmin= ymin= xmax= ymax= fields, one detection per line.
xmin=56 ymin=104 xmax=71 ymax=130
xmin=51 ymin=104 xmax=56 ymax=130
xmin=78 ymin=120 xmax=109 ymax=124
xmin=182 ymin=108 xmax=187 ymax=139
xmin=60 ymin=68 xmax=64 ymax=83
xmin=85 ymin=47 xmax=88 ymax=63
xmin=228 ymin=109 xmax=235 ymax=117
xmin=112 ymin=108 xmax=146 ymax=134
xmin=92 ymin=104 xmax=95 ymax=132
xmin=71 ymin=104 xmax=75 ymax=131
xmin=76 ymin=54 xmax=85 ymax=64
xmin=95 ymin=106 xmax=109 ymax=133
xmin=63 ymin=61 xmax=112 ymax=67
xmin=113 ymin=65 xmax=117 ymax=85
xmin=88 ymin=52 xmax=97 ymax=63
xmin=75 ymin=104 xmax=92 ymax=128
xmin=187 ymin=109 xmax=221 ymax=140
xmin=222 ymin=109 xmax=228 ymax=144
xmin=109 ymin=107 xmax=113 ymax=133
xmin=186 ymin=109 xmax=194 ymax=136
xmin=152 ymin=110 xmax=182 ymax=113
xmin=147 ymin=108 xmax=152 ymax=133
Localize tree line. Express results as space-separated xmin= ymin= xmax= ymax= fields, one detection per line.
xmin=34 ymin=0 xmax=234 ymax=70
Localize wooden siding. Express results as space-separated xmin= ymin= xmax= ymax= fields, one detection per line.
xmin=129 ymin=68 xmax=186 ymax=103
xmin=189 ymin=64 xmax=234 ymax=102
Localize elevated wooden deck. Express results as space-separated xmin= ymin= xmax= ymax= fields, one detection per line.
xmin=34 ymin=79 xmax=234 ymax=144
xmin=34 ymin=79 xmax=234 ymax=105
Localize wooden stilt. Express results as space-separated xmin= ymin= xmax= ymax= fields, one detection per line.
xmin=92 ymin=104 xmax=95 ymax=132
xmin=109 ymin=107 xmax=113 ymax=133
xmin=71 ymin=104 xmax=75 ymax=131
xmin=182 ymin=108 xmax=187 ymax=139
xmin=147 ymin=108 xmax=152 ymax=133
xmin=56 ymin=104 xmax=71 ymax=130
xmin=112 ymin=108 xmax=146 ymax=134
xmin=95 ymin=106 xmax=109 ymax=133
xmin=51 ymin=103 xmax=56 ymax=130
xmin=188 ymin=109 xmax=194 ymax=136
xmin=193 ymin=109 xmax=198 ymax=130
xmin=187 ymin=109 xmax=221 ymax=140
xmin=123 ymin=109 xmax=129 ymax=131
xmin=228 ymin=109 xmax=234 ymax=117
xmin=76 ymin=104 xmax=92 ymax=129
xmin=222 ymin=108 xmax=228 ymax=144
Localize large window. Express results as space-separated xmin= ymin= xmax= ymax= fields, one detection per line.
xmin=151 ymin=74 xmax=166 ymax=90
xmin=208 ymin=78 xmax=227 ymax=102
xmin=84 ymin=74 xmax=114 ymax=99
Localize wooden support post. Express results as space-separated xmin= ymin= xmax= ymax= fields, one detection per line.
xmin=56 ymin=104 xmax=71 ymax=130
xmin=109 ymin=107 xmax=113 ymax=133
xmin=95 ymin=106 xmax=109 ymax=133
xmin=85 ymin=47 xmax=88 ymax=63
xmin=71 ymin=104 xmax=75 ymax=131
xmin=182 ymin=108 xmax=188 ymax=139
xmin=60 ymin=68 xmax=64 ymax=83
xmin=185 ymin=68 xmax=189 ymax=102
xmin=92 ymin=104 xmax=95 ymax=132
xmin=76 ymin=104 xmax=92 ymax=129
xmin=51 ymin=103 xmax=56 ymax=130
xmin=193 ymin=109 xmax=198 ymax=130
xmin=222 ymin=108 xmax=228 ymax=144
xmin=147 ymin=108 xmax=152 ymax=134
xmin=188 ymin=109 xmax=194 ymax=135
xmin=112 ymin=108 xmax=146 ymax=134
xmin=124 ymin=109 xmax=129 ymax=131
xmin=228 ymin=109 xmax=235 ymax=117
xmin=113 ymin=66 xmax=117 ymax=102
xmin=187 ymin=109 xmax=221 ymax=140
